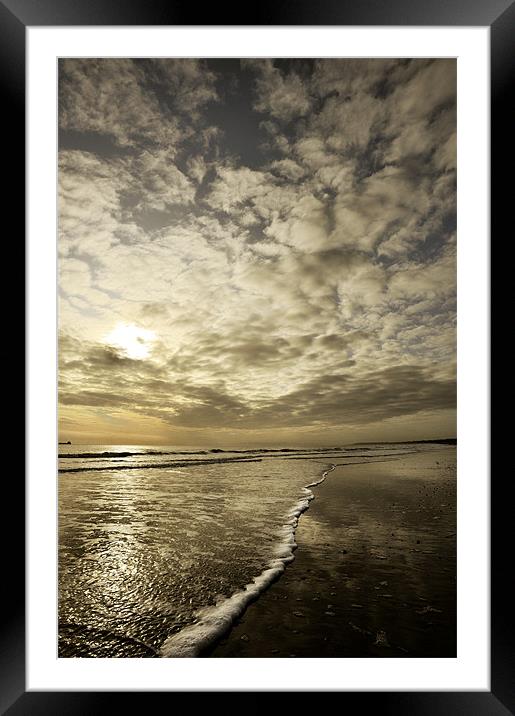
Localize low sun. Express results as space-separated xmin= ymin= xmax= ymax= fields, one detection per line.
xmin=105 ymin=322 xmax=156 ymax=360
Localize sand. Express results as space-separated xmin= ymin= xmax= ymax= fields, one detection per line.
xmin=208 ymin=447 xmax=456 ymax=658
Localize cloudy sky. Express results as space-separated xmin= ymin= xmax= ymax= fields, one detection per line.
xmin=58 ymin=58 xmax=456 ymax=446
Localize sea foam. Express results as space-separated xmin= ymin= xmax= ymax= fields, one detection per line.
xmin=159 ymin=464 xmax=335 ymax=658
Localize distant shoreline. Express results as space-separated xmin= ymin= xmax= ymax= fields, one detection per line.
xmin=357 ymin=438 xmax=456 ymax=446
xmin=57 ymin=438 xmax=456 ymax=449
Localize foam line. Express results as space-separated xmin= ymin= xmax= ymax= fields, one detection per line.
xmin=159 ymin=464 xmax=336 ymax=658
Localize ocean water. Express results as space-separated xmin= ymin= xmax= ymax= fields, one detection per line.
xmin=58 ymin=443 xmax=437 ymax=657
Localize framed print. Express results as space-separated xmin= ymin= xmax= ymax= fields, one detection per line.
xmin=8 ymin=0 xmax=506 ymax=712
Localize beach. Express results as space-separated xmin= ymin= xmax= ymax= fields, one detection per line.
xmin=55 ymin=57 xmax=459 ymax=668
xmin=209 ymin=447 xmax=456 ymax=658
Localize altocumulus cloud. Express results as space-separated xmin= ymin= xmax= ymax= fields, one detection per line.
xmin=58 ymin=58 xmax=456 ymax=445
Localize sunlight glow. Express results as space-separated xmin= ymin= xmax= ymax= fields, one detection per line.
xmin=105 ymin=323 xmax=156 ymax=360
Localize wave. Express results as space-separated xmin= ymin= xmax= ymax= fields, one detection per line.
xmin=58 ymin=449 xmax=417 ymax=474
xmin=59 ymin=456 xmax=264 ymax=474
xmin=159 ymin=463 xmax=336 ymax=658
xmin=285 ymin=450 xmax=418 ymax=461
xmin=59 ymin=446 xmax=348 ymax=460
xmin=207 ymin=447 xmax=344 ymax=454
xmin=58 ymin=450 xmax=208 ymax=459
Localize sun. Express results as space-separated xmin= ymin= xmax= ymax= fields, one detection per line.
xmin=105 ymin=322 xmax=156 ymax=360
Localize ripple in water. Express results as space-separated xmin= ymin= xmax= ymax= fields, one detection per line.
xmin=58 ymin=445 xmax=418 ymax=657
xmin=59 ymin=449 xmax=337 ymax=657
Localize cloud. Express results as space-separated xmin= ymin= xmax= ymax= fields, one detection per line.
xmin=294 ymin=137 xmax=339 ymax=171
xmin=244 ymin=59 xmax=313 ymax=121
xmin=59 ymin=330 xmax=455 ymax=433
xmin=252 ymin=364 xmax=456 ymax=428
xmin=206 ymin=165 xmax=271 ymax=213
xmin=59 ymin=59 xmax=181 ymax=148
xmin=269 ymin=158 xmax=306 ymax=182
xmin=311 ymin=58 xmax=399 ymax=97
xmin=58 ymin=58 xmax=457 ymax=443
xmin=147 ymin=58 xmax=219 ymax=117
xmin=131 ymin=149 xmax=196 ymax=211
xmin=265 ymin=195 xmax=329 ymax=251
xmin=59 ymin=58 xmax=220 ymax=150
xmin=389 ymin=250 xmax=456 ymax=300
xmin=384 ymin=60 xmax=456 ymax=165
xmin=58 ymin=150 xmax=127 ymax=256
xmin=312 ymin=92 xmax=384 ymax=153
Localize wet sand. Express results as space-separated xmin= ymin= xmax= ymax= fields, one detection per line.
xmin=208 ymin=447 xmax=456 ymax=658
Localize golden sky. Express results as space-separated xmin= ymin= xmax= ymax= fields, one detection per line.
xmin=58 ymin=59 xmax=456 ymax=446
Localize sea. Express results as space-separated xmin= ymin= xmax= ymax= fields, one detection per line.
xmin=58 ymin=442 xmax=446 ymax=657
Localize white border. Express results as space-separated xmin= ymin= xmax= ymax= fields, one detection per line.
xmin=27 ymin=26 xmax=489 ymax=691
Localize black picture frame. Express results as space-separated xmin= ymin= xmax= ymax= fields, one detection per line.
xmin=8 ymin=0 xmax=504 ymax=712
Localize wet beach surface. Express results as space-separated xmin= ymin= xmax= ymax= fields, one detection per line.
xmin=209 ymin=448 xmax=456 ymax=658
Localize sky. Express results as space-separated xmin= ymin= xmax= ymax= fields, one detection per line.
xmin=58 ymin=58 xmax=456 ymax=446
